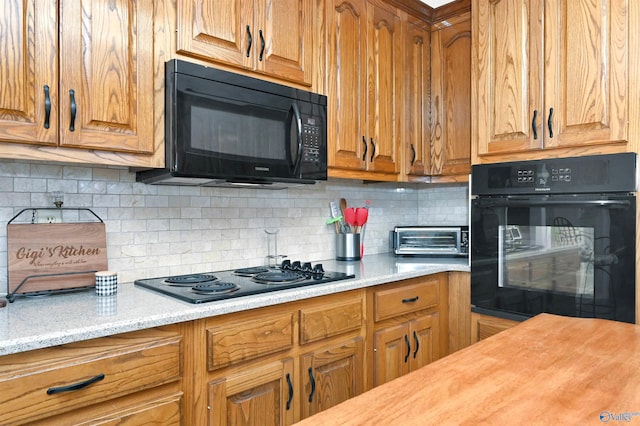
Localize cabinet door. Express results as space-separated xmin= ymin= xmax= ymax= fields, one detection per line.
xmin=300 ymin=337 xmax=364 ymax=419
xmin=209 ymin=358 xmax=295 ymax=426
xmin=327 ymin=0 xmax=368 ymax=171
xmin=408 ymin=313 xmax=440 ymax=372
xmin=59 ymin=0 xmax=154 ymax=153
xmin=543 ymin=0 xmax=628 ymax=148
xmin=475 ymin=0 xmax=543 ymax=155
xmin=470 ymin=313 xmax=519 ymax=344
xmin=373 ymin=323 xmax=410 ymax=387
xmin=404 ymin=19 xmax=430 ymax=176
xmin=430 ymin=17 xmax=471 ymax=177
xmin=366 ymin=0 xmax=401 ymax=174
xmin=0 ymin=0 xmax=57 ymax=145
xmin=257 ymin=0 xmax=312 ymax=85
xmin=177 ymin=0 xmax=254 ymax=70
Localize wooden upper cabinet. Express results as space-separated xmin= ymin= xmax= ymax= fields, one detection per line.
xmin=327 ymin=0 xmax=400 ymax=179
xmin=474 ymin=0 xmax=629 ymax=159
xmin=430 ymin=14 xmax=471 ymax=179
xmin=366 ymin=0 xmax=402 ymax=175
xmin=59 ymin=0 xmax=154 ymax=153
xmin=404 ymin=18 xmax=430 ymax=177
xmin=327 ymin=0 xmax=368 ymax=172
xmin=0 ymin=0 xmax=156 ymax=165
xmin=543 ymin=0 xmax=628 ymax=149
xmin=0 ymin=1 xmax=58 ymax=146
xmin=177 ymin=0 xmax=312 ymax=86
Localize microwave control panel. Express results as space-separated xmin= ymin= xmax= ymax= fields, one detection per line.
xmin=301 ymin=121 xmax=323 ymax=164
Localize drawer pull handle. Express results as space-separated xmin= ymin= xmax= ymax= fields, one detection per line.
xmin=413 ymin=330 xmax=420 ymax=359
xmin=404 ymin=334 xmax=411 ymax=363
xmin=286 ymin=373 xmax=293 ymax=410
xmin=402 ymin=296 xmax=419 ymax=303
xmin=308 ymin=367 xmax=316 ymax=403
xmin=47 ymin=373 xmax=105 ymax=395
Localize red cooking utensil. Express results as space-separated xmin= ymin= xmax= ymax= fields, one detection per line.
xmin=343 ymin=207 xmax=356 ymax=230
xmin=355 ymin=208 xmax=368 ymax=232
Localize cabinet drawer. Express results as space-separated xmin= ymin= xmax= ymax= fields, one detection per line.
xmin=0 ymin=331 xmax=182 ymax=425
xmin=374 ymin=281 xmax=439 ymax=322
xmin=299 ymin=299 xmax=363 ymax=344
xmin=207 ymin=314 xmax=293 ymax=370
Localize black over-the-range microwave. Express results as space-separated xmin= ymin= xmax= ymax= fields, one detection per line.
xmin=137 ymin=60 xmax=328 ymax=188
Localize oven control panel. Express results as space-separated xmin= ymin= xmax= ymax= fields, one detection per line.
xmin=471 ymin=153 xmax=637 ymax=195
xmin=514 ymin=164 xmax=573 ymax=187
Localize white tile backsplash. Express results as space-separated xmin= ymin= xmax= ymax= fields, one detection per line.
xmin=0 ymin=160 xmax=469 ymax=290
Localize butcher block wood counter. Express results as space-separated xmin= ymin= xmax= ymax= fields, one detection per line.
xmin=295 ymin=314 xmax=640 ymax=425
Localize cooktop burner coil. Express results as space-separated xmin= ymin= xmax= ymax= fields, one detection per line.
xmin=165 ymin=274 xmax=218 ymax=286
xmin=190 ymin=282 xmax=239 ymax=294
xmin=234 ymin=267 xmax=270 ymax=276
xmin=253 ymin=271 xmax=304 ymax=284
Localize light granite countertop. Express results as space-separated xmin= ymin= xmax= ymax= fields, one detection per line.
xmin=0 ymin=253 xmax=469 ymax=356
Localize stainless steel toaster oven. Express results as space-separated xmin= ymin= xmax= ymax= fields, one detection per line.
xmin=390 ymin=226 xmax=469 ymax=256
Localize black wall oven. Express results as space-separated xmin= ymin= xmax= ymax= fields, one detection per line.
xmin=471 ymin=153 xmax=636 ymax=324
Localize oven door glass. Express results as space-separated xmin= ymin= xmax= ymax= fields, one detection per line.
xmin=471 ymin=194 xmax=635 ymax=323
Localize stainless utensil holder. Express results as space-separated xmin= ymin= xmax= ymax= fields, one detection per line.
xmin=336 ymin=233 xmax=361 ymax=261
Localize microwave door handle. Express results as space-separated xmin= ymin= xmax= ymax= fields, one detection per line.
xmin=289 ymin=103 xmax=303 ymax=176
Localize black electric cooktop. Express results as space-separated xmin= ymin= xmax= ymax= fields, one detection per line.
xmin=134 ymin=260 xmax=355 ymax=304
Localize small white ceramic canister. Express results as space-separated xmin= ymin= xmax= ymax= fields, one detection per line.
xmin=95 ymin=271 xmax=118 ymax=296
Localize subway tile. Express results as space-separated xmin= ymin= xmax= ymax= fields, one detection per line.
xmin=0 ymin=160 xmax=469 ymax=290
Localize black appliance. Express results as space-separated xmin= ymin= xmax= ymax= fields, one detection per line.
xmin=134 ymin=260 xmax=354 ymax=304
xmin=136 ymin=60 xmax=328 ymax=188
xmin=471 ymin=153 xmax=636 ymax=323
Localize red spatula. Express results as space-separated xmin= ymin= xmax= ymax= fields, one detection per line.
xmin=343 ymin=208 xmax=356 ymax=231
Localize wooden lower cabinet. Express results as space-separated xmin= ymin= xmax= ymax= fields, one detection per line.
xmin=191 ymin=290 xmax=367 ymax=424
xmin=373 ymin=313 xmax=439 ymax=386
xmin=208 ymin=358 xmax=295 ymax=426
xmin=470 ymin=312 xmax=520 ymax=343
xmin=301 ymin=337 xmax=364 ymax=418
xmin=0 ymin=325 xmax=184 ymax=425
xmin=368 ymin=274 xmax=448 ymax=388
xmin=0 ymin=274 xmax=458 ymax=424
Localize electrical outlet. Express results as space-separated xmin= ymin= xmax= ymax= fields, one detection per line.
xmin=36 ymin=209 xmax=62 ymax=224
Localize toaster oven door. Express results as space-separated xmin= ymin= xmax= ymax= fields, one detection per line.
xmin=393 ymin=227 xmax=464 ymax=255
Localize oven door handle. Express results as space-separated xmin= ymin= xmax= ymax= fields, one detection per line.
xmin=475 ymin=199 xmax=631 ymax=208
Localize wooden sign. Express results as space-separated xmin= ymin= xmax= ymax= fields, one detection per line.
xmin=7 ymin=222 xmax=108 ymax=295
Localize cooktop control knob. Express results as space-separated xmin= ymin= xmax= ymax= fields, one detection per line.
xmin=291 ymin=261 xmax=302 ymax=271
xmin=311 ymin=263 xmax=324 ymax=280
xmin=281 ymin=259 xmax=291 ymax=270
